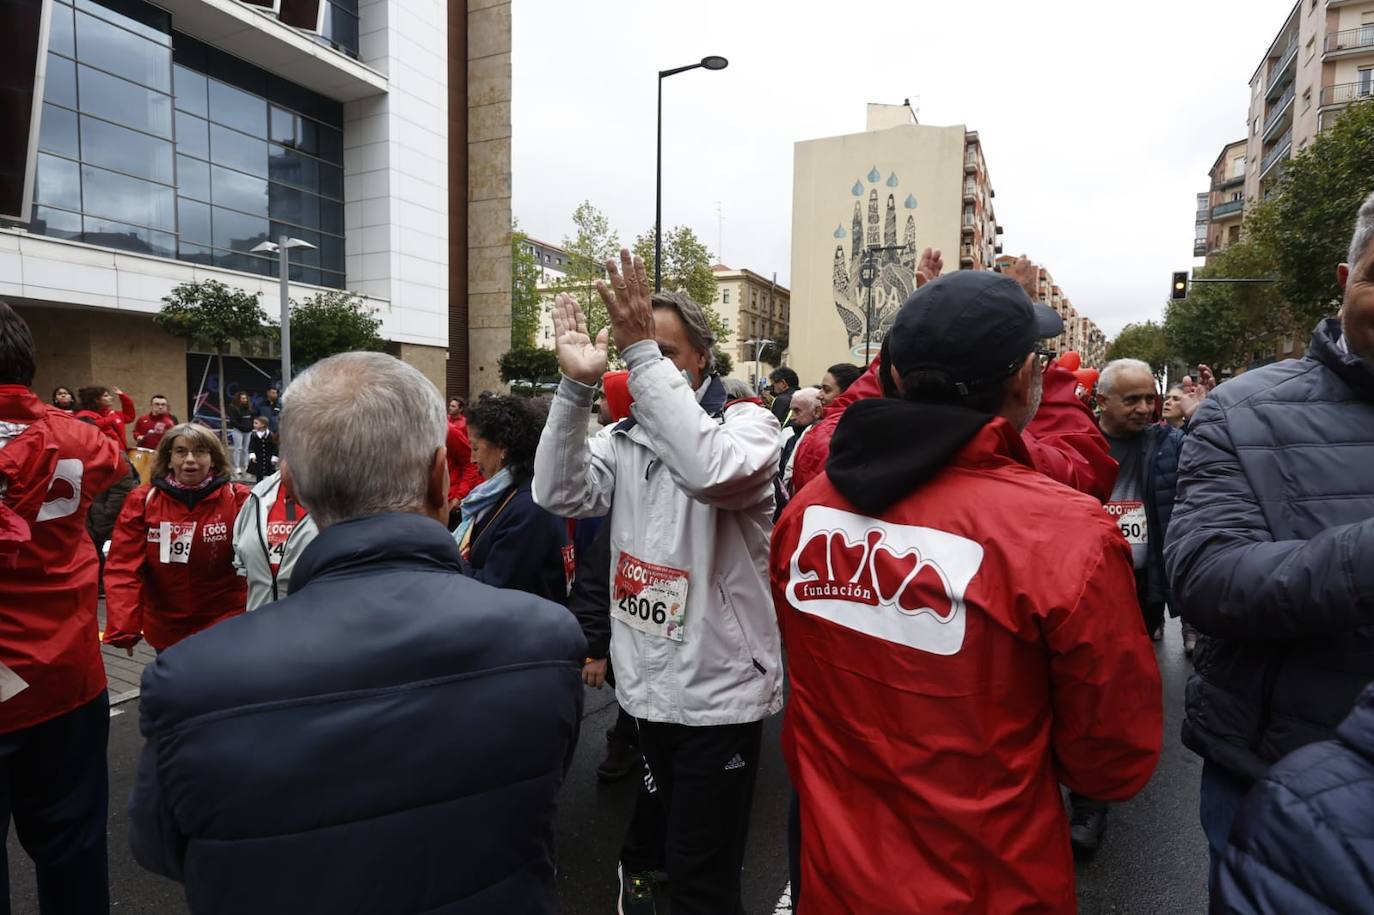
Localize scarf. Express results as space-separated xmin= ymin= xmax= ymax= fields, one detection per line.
xmin=163 ymin=472 xmax=218 ymax=491
xmin=453 ymin=466 xmax=515 ymax=559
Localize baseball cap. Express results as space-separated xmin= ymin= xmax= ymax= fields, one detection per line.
xmin=886 ymin=271 xmax=1064 ymax=395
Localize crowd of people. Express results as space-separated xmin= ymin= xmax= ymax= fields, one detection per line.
xmin=2 ymin=190 xmax=1374 ymax=915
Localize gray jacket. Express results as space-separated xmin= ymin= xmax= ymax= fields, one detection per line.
xmin=1165 ymin=318 xmax=1374 ymax=782
xmin=232 ymin=472 xmax=319 ymax=611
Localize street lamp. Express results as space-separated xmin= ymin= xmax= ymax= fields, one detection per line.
xmin=252 ymin=235 xmax=317 ymax=387
xmin=745 ymin=337 xmax=773 ymax=393
xmin=656 ymin=55 xmax=728 ymax=292
xmin=860 ymin=243 xmax=906 ymax=360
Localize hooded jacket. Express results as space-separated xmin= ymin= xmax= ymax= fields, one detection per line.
xmin=446 ymin=415 xmax=483 ymax=503
xmin=1165 ymin=317 xmax=1374 ymax=783
xmin=103 ymin=476 xmax=250 ymax=650
xmin=129 ymin=512 xmax=586 ymax=915
xmin=0 ymin=386 xmax=126 ymax=733
xmin=232 ymin=472 xmax=318 ymax=612
xmin=74 ymin=389 xmax=136 ymax=448
xmin=772 ymin=398 xmax=1162 ymax=914
xmin=534 ymin=340 xmax=784 ymax=726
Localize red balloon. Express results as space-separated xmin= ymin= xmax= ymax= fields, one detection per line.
xmin=1059 ymin=351 xmax=1082 ymax=372
xmin=1073 ymin=368 xmax=1099 ymax=390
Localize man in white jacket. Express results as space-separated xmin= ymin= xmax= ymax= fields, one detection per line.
xmin=534 ymin=250 xmax=782 ymax=915
xmin=232 ymin=470 xmax=318 ymax=611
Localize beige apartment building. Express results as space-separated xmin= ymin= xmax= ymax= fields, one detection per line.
xmin=990 ymin=254 xmax=1106 ymax=367
xmin=709 ymin=265 xmax=790 ymax=375
xmin=1246 ymin=0 xmax=1374 ymax=202
xmin=1195 ymin=140 xmax=1248 ymax=260
xmin=789 ymin=103 xmax=1003 ymax=384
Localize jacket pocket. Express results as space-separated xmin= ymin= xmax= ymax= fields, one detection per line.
xmin=718 ymin=581 xmax=767 ymax=676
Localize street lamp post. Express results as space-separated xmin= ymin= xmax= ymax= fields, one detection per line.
xmin=860 ymin=243 xmax=906 ymax=360
xmin=656 ymin=55 xmax=728 ymax=292
xmin=252 ymin=235 xmax=317 ymax=387
xmin=746 ymin=337 xmax=773 ymax=392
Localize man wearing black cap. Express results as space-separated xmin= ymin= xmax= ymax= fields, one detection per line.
xmin=769 ymin=271 xmax=1163 ymax=914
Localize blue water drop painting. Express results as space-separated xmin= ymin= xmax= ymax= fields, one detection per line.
xmin=851 ymin=180 xmax=864 ymax=196
xmin=833 ymin=224 xmax=846 ymax=239
xmin=867 ymin=166 xmax=881 ymax=183
xmin=904 ymin=193 xmax=918 ymax=209
xmin=886 ymin=172 xmax=899 ymax=187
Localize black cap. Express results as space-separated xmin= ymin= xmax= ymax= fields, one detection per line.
xmin=886 ymin=271 xmax=1064 ymax=394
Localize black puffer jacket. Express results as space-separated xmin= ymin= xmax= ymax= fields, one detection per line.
xmin=1165 ymin=318 xmax=1374 ymax=783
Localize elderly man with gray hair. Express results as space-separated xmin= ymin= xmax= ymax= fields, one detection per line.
xmin=1166 ymin=190 xmax=1374 ymax=907
xmin=128 ymin=352 xmax=586 ymax=915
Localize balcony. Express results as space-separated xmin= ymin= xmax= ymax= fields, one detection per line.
xmin=963 ymin=182 xmax=977 ymax=202
xmin=959 ymin=244 xmax=975 ymax=265
xmin=1260 ymin=127 xmax=1292 ymax=179
xmin=1263 ymin=83 xmax=1296 ymax=140
xmin=1324 ymin=26 xmax=1374 ymax=56
xmin=1211 ymin=199 xmax=1244 ymax=219
xmin=1194 ymin=239 xmax=1208 ymax=258
xmin=1265 ymin=39 xmax=1299 ymax=101
xmin=1320 ymin=81 xmax=1374 ymax=109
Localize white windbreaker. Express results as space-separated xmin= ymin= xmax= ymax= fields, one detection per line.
xmin=231 ymin=472 xmax=319 ymax=611
xmin=533 ymin=341 xmax=784 ymax=726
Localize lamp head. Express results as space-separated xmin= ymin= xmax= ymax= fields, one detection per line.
xmin=701 ymin=55 xmax=729 ymax=70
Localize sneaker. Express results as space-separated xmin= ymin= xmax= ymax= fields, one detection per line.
xmin=617 ymin=864 xmax=657 ymax=915
xmin=597 ymin=736 xmax=641 ymax=783
xmin=1069 ymin=799 xmax=1109 ymax=858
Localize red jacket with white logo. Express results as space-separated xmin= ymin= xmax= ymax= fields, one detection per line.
xmin=0 ymin=385 xmax=126 ymax=733
xmin=133 ymin=412 xmax=179 ymax=449
xmin=74 ymin=390 xmax=136 ymax=449
xmin=103 ymin=478 xmax=250 ymax=651
xmin=771 ymin=418 xmax=1161 ymax=914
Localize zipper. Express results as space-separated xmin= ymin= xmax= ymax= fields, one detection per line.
xmin=719 ymin=581 xmax=767 ymax=676
xmin=250 ymin=492 xmax=280 ymax=602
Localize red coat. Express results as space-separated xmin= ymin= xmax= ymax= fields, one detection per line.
xmin=771 ymin=419 xmax=1162 ymax=914
xmin=74 ymin=390 xmax=136 ymax=449
xmin=0 ymin=385 xmax=126 ymax=733
xmin=790 ymin=360 xmax=1117 ymax=502
xmin=103 ymin=478 xmax=250 ymax=651
xmin=133 ymin=412 xmax=179 ymax=449
xmin=446 ymin=416 xmax=483 ymax=503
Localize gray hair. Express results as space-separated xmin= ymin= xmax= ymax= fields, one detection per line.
xmin=652 ymin=291 xmax=717 ymax=373
xmin=720 ymin=377 xmax=753 ymax=400
xmin=790 ymin=387 xmax=821 ymax=414
xmin=1348 ymin=189 xmax=1374 ymax=268
xmin=280 ymin=352 xmax=446 ymax=529
xmin=1098 ymin=358 xmax=1155 ymax=396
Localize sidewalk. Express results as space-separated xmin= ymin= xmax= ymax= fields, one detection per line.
xmin=97 ymin=599 xmax=157 ymax=704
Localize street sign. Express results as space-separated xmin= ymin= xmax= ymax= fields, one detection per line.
xmin=859 ymin=262 xmax=877 ymax=287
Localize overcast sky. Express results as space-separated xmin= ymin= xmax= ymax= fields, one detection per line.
xmin=511 ymin=0 xmax=1296 ymax=339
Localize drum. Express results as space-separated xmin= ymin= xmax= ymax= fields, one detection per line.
xmin=128 ymin=447 xmax=156 ymax=485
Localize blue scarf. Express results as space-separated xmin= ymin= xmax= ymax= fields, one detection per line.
xmin=453 ymin=467 xmax=514 ymax=558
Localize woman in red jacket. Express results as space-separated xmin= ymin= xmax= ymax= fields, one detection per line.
xmin=74 ymin=385 xmax=136 ymax=448
xmin=103 ymin=423 xmax=250 ymax=653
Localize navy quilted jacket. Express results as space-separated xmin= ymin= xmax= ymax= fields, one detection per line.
xmin=1214 ymin=683 xmax=1374 ymax=914
xmin=1165 ymin=318 xmax=1374 ymax=782
xmin=129 ymin=512 xmax=586 ymax=915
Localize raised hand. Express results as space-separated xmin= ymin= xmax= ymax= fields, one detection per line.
xmin=596 ymin=249 xmax=656 ymax=352
xmin=1197 ymin=364 xmax=1217 ymax=393
xmin=915 ymin=247 xmax=944 ymax=288
xmin=551 ymin=292 xmax=608 ymax=387
xmin=1004 ymin=255 xmax=1039 ymax=301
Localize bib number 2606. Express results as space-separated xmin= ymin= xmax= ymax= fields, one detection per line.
xmin=612 ymin=551 xmax=688 ymax=642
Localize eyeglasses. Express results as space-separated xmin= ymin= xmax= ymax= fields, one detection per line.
xmin=171 ymin=448 xmax=211 ymax=459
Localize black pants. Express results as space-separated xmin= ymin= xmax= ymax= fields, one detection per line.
xmin=0 ymin=691 xmax=110 ymax=915
xmin=621 ymin=718 xmax=763 ymax=915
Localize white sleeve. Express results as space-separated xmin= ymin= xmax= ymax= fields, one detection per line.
xmin=532 ymin=377 xmax=619 ymax=519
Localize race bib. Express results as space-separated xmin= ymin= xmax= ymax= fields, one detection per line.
xmin=157 ymin=521 xmax=196 ymax=564
xmin=612 ymin=550 xmax=689 ymax=642
xmin=266 ymin=520 xmax=295 ymax=572
xmin=562 ymin=543 xmax=576 ymax=589
xmin=1105 ymin=501 xmax=1148 ymax=546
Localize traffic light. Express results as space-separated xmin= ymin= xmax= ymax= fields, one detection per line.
xmin=1171 ymin=271 xmax=1189 ymax=300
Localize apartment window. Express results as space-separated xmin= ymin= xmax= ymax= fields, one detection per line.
xmin=1195 ymin=223 xmax=1207 ymax=242
xmin=1302 ymin=88 xmax=1311 ymax=112
xmin=1361 ymin=67 xmax=1374 ymax=98
xmin=1305 ymin=37 xmax=1315 ymax=62
xmin=316 ymin=0 xmax=360 ymax=59
xmin=722 ymin=289 xmax=730 ymax=304
xmin=1233 ymin=156 xmax=1246 ymax=178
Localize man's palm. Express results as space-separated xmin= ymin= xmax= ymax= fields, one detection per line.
xmin=552 ymin=293 xmax=608 ymax=385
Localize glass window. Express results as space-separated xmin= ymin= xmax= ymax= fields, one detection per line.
xmin=213 ymin=247 xmax=272 ymax=276
xmin=268 ymin=184 xmax=320 ymax=230
xmin=44 ymin=54 xmax=78 ymax=109
xmin=210 ymin=124 xmax=267 ymax=176
xmin=270 ymin=224 xmax=320 ymax=266
xmin=35 ymin=154 xmax=82 ymax=211
xmin=268 ymin=144 xmax=318 ymax=190
xmin=32 ymin=206 xmax=83 ymax=240
xmin=173 ymin=64 xmax=207 ymax=116
xmin=177 ymin=242 xmax=214 ymax=266
xmin=83 ymin=215 xmax=175 ymax=258
xmin=80 ymin=115 xmax=174 ymax=184
xmin=208 ymin=49 xmax=267 ymax=100
xmin=208 ymin=79 xmax=266 ymax=135
xmin=317 ymin=123 xmax=342 ymax=164
xmin=78 ymin=65 xmax=172 ymax=138
xmin=211 ymin=165 xmax=267 ymax=215
xmin=319 ymin=235 xmax=343 ymax=274
xmin=81 ymin=164 xmax=174 ymax=230
xmin=212 ymin=207 xmax=269 ymax=252
xmin=177 ymin=155 xmax=209 ymax=201
xmin=175 ymin=111 xmax=209 ymax=159
xmin=269 ymin=106 xmax=295 ymax=146
xmin=74 ymin=11 xmax=171 ymax=92
xmin=177 ymin=197 xmax=211 ymax=244
xmin=320 ymin=3 xmax=360 ymax=57
xmin=39 ymin=105 xmax=80 ymax=159
xmin=288 ymin=263 xmax=323 ymax=286
xmin=319 ymin=200 xmax=342 ymax=236
xmin=49 ymin=3 xmax=75 ymax=56
xmin=74 ymin=0 xmax=170 ymax=45
xmin=317 ymin=162 xmax=342 ymax=200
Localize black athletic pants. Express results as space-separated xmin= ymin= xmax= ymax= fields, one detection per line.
xmin=620 ymin=718 xmax=763 ymax=915
xmin=0 ymin=691 xmax=110 ymax=915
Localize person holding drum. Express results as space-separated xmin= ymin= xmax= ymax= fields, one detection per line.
xmin=103 ymin=423 xmax=250 ymax=654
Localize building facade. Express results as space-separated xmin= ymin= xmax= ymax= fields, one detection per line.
xmin=709 ymin=264 xmax=789 ymax=375
xmin=789 ymin=103 xmax=1003 ymax=385
xmin=989 ymin=253 xmax=1106 ymax=367
xmin=2 ymin=0 xmax=510 ymax=418
xmin=1195 ymin=139 xmax=1247 ymax=261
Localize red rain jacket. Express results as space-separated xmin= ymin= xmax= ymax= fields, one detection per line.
xmin=103 ymin=478 xmax=250 ymax=651
xmin=790 ymin=360 xmax=1117 ymax=503
xmin=446 ymin=416 xmax=483 ymax=503
xmin=771 ymin=419 xmax=1162 ymax=913
xmin=74 ymin=390 xmax=136 ymax=449
xmin=0 ymin=385 xmax=126 ymax=733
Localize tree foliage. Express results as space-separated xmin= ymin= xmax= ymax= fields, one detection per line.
xmin=712 ymin=346 xmax=733 ymax=378
xmin=511 ymin=223 xmax=542 ymax=348
xmin=1105 ymin=321 xmax=1173 ymax=380
xmin=553 ymin=201 xmax=618 ymax=338
xmin=498 ymin=345 xmax=559 ymax=386
xmin=759 ymin=327 xmax=788 ymax=367
xmin=285 ymin=290 xmax=385 ymax=370
xmin=632 ymin=225 xmax=729 ymax=345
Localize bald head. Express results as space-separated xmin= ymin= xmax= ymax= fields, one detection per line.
xmin=790 ymin=387 xmax=823 ymax=426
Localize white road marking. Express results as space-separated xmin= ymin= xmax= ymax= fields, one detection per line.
xmin=109 ymin=708 xmax=124 ymax=719
xmin=773 ymin=881 xmax=791 ymax=913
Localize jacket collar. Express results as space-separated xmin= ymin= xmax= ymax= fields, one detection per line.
xmin=613 ymin=373 xmax=728 ymax=434
xmin=1309 ymin=317 xmax=1374 ymax=402
xmin=153 ymin=474 xmax=230 ymax=509
xmin=288 ymin=511 xmax=464 ymax=595
xmin=0 ymin=386 xmax=48 ymax=423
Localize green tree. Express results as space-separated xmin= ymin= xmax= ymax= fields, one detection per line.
xmin=1105 ymin=321 xmax=1175 ymax=382
xmin=759 ymin=327 xmax=788 ymax=367
xmin=286 ymin=290 xmax=385 ymax=370
xmin=1253 ymin=97 xmax=1374 ymax=329
xmin=632 ymin=225 xmax=729 ymax=345
xmin=154 ymin=279 xmax=269 ymax=443
xmin=511 ymin=223 xmax=542 ymax=348
xmin=553 ymin=201 xmax=618 ymax=338
xmin=713 ymin=346 xmax=733 ymax=378
xmin=498 ymin=345 xmax=560 ymax=390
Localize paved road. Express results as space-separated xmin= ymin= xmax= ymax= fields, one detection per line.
xmin=6 ymin=620 xmax=1208 ymax=914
